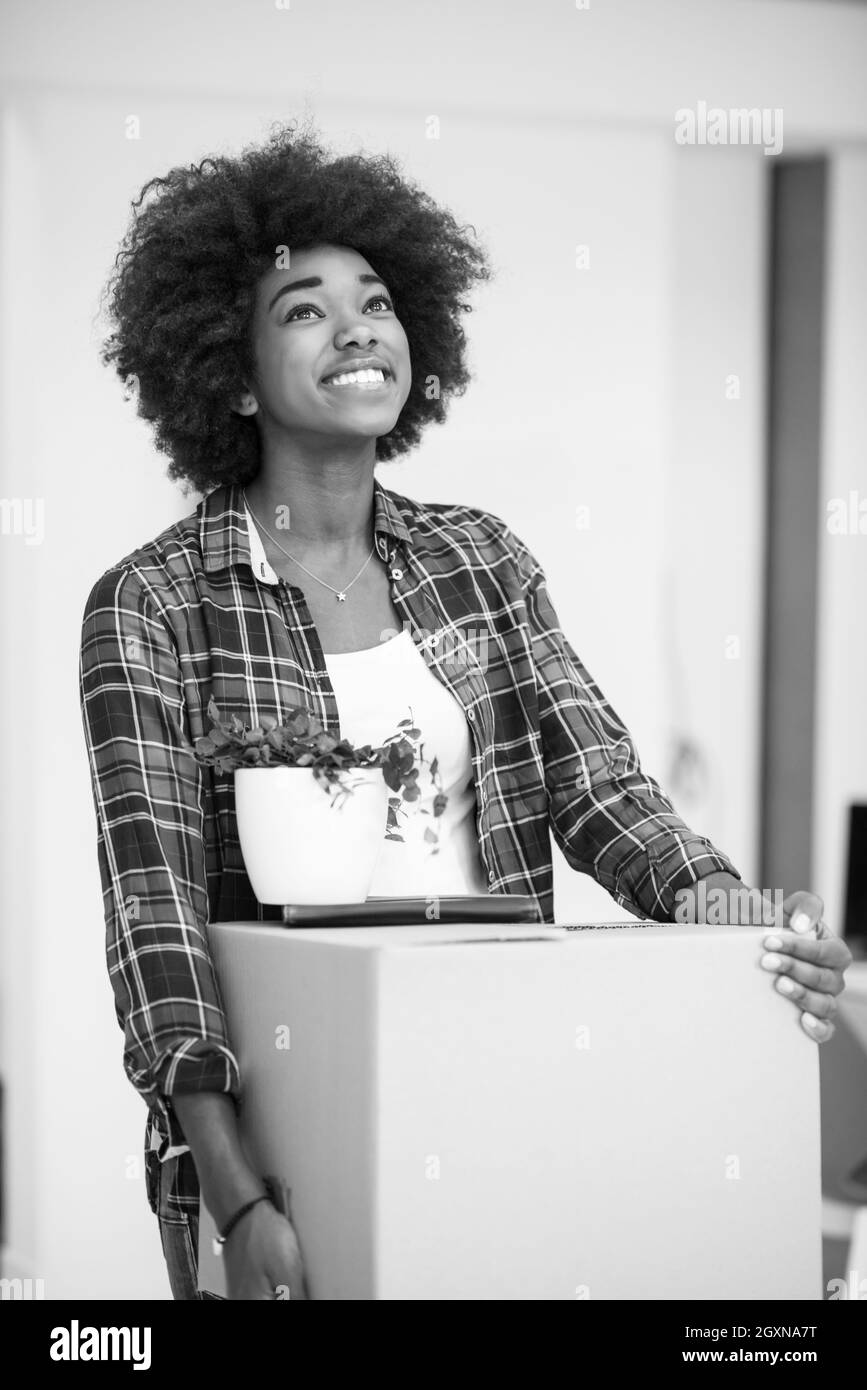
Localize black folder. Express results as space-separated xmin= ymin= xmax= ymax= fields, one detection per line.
xmin=280 ymin=894 xmax=543 ymax=927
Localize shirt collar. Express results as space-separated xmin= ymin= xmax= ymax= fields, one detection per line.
xmin=200 ymin=478 xmax=413 ymax=580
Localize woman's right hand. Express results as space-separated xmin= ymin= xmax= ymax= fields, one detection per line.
xmin=223 ymin=1200 xmax=308 ymax=1300
xmin=168 ymin=1093 xmax=309 ymax=1300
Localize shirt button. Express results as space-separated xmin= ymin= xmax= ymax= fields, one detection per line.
xmin=426 ymin=634 xmax=439 ymax=648
xmin=488 ymin=869 xmax=496 ymax=884
xmin=467 ymin=708 xmax=475 ymax=721
xmin=390 ymin=568 xmax=403 ymax=580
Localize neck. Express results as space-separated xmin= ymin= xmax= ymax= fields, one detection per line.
xmin=244 ymin=437 xmax=378 ymax=547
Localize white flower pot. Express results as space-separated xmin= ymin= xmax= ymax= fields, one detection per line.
xmin=234 ymin=765 xmax=391 ymax=905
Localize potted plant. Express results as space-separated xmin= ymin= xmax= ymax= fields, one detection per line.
xmin=193 ymin=698 xmax=448 ymax=905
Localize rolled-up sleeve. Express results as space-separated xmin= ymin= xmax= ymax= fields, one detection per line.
xmin=79 ymin=566 xmax=240 ymax=1157
xmin=498 ymin=524 xmax=742 ymax=919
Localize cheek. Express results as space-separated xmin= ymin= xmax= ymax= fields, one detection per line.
xmin=395 ymin=324 xmax=411 ymax=368
xmin=392 ymin=327 xmax=413 ymax=398
xmin=265 ymin=345 xmax=319 ymax=415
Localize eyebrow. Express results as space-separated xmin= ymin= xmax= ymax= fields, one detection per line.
xmin=268 ymin=272 xmax=390 ymax=313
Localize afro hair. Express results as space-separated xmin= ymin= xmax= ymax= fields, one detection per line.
xmin=98 ymin=118 xmax=493 ymax=496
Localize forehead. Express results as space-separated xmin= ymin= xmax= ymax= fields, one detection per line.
xmin=287 ymin=243 xmax=374 ymax=274
xmin=255 ymin=243 xmax=384 ymax=306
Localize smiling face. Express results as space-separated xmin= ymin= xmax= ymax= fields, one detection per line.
xmin=240 ymin=244 xmax=412 ymax=452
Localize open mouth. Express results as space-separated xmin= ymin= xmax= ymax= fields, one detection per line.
xmin=321 ymin=367 xmax=392 ymax=389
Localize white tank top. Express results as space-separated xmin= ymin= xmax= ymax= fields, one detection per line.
xmin=322 ymin=630 xmax=488 ymax=897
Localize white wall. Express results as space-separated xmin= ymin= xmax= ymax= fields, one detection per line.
xmin=814 ymin=150 xmax=867 ymax=933
xmin=0 ymin=101 xmax=41 ymax=1292
xmin=2 ymin=0 xmax=867 ymax=142
xmin=664 ymin=146 xmax=769 ymax=890
xmin=0 ymin=0 xmax=865 ymax=1300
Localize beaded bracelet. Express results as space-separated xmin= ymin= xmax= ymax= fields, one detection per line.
xmin=215 ymin=1192 xmax=272 ymax=1246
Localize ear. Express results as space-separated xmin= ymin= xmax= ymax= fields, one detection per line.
xmin=231 ymin=390 xmax=259 ymax=417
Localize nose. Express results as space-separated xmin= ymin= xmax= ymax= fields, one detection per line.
xmin=334 ymin=313 xmax=377 ymax=350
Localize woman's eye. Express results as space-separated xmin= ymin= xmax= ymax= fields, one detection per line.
xmin=283 ymin=302 xmax=321 ymax=323
xmin=282 ymin=294 xmax=393 ymax=324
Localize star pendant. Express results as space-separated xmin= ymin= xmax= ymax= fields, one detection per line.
xmin=336 ymin=591 xmax=347 ymax=602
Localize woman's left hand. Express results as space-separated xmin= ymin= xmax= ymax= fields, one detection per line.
xmin=761 ymin=891 xmax=852 ymax=1043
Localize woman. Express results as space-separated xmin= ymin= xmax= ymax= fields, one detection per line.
xmin=79 ymin=121 xmax=851 ymax=1301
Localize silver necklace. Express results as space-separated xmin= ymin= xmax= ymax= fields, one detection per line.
xmin=243 ymin=489 xmax=376 ymax=602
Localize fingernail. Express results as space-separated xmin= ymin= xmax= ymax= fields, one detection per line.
xmin=776 ymin=976 xmax=795 ymax=995
xmin=791 ymin=911 xmax=812 ymax=934
xmin=761 ymin=953 xmax=782 ymax=971
xmin=764 ymin=935 xmax=783 ymax=951
xmin=803 ymin=1012 xmax=825 ymax=1033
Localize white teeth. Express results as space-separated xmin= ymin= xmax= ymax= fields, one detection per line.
xmin=325 ymin=368 xmax=387 ymax=386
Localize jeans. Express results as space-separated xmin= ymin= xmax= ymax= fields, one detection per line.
xmin=147 ymin=1149 xmax=226 ymax=1301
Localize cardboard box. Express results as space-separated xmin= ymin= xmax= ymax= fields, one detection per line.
xmin=197 ymin=921 xmax=821 ymax=1300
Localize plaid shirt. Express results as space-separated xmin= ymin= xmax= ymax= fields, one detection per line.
xmin=79 ymin=478 xmax=739 ymax=1216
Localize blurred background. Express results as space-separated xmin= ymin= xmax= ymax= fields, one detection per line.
xmin=0 ymin=0 xmax=865 ymax=1298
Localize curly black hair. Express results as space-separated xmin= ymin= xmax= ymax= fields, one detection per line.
xmin=98 ymin=118 xmax=493 ymax=496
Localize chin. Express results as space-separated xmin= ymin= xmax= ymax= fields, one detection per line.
xmin=328 ymin=410 xmax=402 ymax=437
